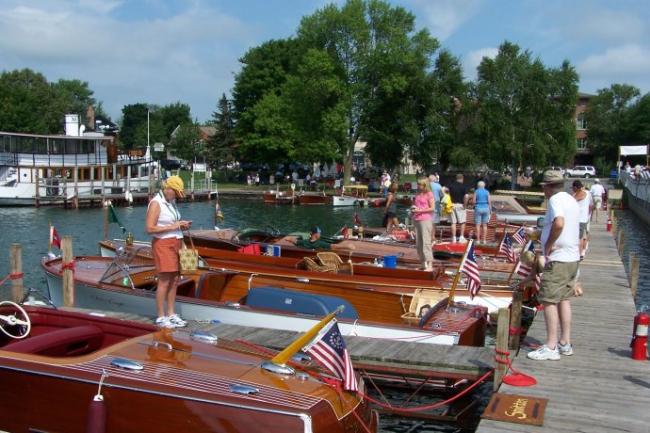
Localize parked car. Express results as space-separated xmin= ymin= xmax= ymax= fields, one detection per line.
xmin=565 ymin=165 xmax=596 ymax=178
xmin=546 ymin=166 xmax=566 ymax=176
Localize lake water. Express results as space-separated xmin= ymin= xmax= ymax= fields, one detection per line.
xmin=0 ymin=197 xmax=647 ymax=432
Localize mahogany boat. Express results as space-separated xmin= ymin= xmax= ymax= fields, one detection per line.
xmin=0 ymin=302 xmax=377 ymax=433
xmin=263 ymin=189 xmax=296 ymax=205
xmin=43 ymin=253 xmax=501 ymax=346
xmin=298 ymin=191 xmax=329 ymax=205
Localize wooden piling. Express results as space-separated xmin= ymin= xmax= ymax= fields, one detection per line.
xmin=61 ymin=236 xmax=75 ymax=307
xmin=630 ymin=253 xmax=640 ymax=300
xmin=9 ymin=244 xmax=24 ymax=303
xmin=34 ymin=170 xmax=40 ymax=208
xmin=617 ymin=230 xmax=625 ymax=257
xmin=509 ymin=290 xmax=524 ymax=352
xmin=494 ymin=307 xmax=510 ymax=391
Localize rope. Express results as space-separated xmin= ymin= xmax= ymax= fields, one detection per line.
xmin=356 ymin=370 xmax=493 ymax=413
xmin=509 ymin=326 xmax=522 ymax=336
xmin=494 ymin=347 xmax=537 ymax=386
xmin=0 ymin=272 xmax=24 ymax=286
xmin=61 ymin=260 xmax=76 ymax=272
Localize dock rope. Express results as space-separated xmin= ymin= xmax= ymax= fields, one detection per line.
xmin=494 ymin=348 xmax=537 ymax=386
xmin=0 ymin=272 xmax=24 ymax=286
xmin=61 ymin=260 xmax=76 ymax=272
xmin=232 ymin=338 xmax=494 ymax=413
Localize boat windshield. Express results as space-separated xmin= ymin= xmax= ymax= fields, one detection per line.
xmin=99 ymin=245 xmax=155 ymax=288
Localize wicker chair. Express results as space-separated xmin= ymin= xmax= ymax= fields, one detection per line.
xmin=316 ymin=252 xmax=344 ymax=270
xmin=301 ymin=256 xmax=336 ymax=272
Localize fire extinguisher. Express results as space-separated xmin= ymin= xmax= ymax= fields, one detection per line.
xmin=631 ymin=312 xmax=649 ymax=360
xmin=606 ymin=218 xmax=612 ymax=232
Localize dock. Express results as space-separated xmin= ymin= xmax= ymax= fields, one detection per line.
xmin=477 ymin=212 xmax=650 ymax=432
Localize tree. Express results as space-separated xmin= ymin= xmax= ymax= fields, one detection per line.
xmin=119 ymin=102 xmax=191 ymax=151
xmin=170 ymin=122 xmax=202 ymax=162
xmin=51 ymin=79 xmax=97 ymax=127
xmin=295 ymin=0 xmax=439 ymax=182
xmin=474 ymin=42 xmax=578 ymax=184
xmin=206 ymin=94 xmax=238 ymax=167
xmin=232 ymin=38 xmax=304 ymax=145
xmin=585 ymin=84 xmax=641 ymax=162
xmin=159 ymin=102 xmax=192 ymax=138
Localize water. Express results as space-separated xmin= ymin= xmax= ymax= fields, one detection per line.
xmin=614 ymin=210 xmax=650 ymax=309
xmin=2 ymin=198 xmax=646 ymax=432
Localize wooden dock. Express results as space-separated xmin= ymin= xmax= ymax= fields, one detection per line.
xmin=477 ymin=215 xmax=650 ymax=432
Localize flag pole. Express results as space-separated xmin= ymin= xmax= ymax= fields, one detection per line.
xmin=447 ymin=240 xmax=473 ymax=308
xmin=266 ymin=305 xmax=344 ymax=369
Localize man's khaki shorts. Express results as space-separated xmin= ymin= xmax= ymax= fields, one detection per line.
xmin=539 ymin=261 xmax=579 ymax=304
xmin=451 ymin=204 xmax=466 ymax=224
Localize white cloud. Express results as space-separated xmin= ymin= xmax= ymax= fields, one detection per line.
xmin=0 ymin=1 xmax=254 ymax=121
xmin=577 ymin=44 xmax=650 ymax=93
xmin=462 ymin=47 xmax=498 ymax=80
xmin=412 ymin=0 xmax=483 ymax=41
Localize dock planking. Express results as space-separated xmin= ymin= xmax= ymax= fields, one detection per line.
xmin=477 ymin=216 xmax=650 ymax=433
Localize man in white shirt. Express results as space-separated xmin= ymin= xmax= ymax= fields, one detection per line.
xmin=528 ymin=170 xmax=581 ymax=361
xmin=589 ymin=179 xmax=606 ymax=222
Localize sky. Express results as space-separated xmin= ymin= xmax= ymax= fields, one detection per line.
xmin=1 ymin=0 xmax=649 ymax=123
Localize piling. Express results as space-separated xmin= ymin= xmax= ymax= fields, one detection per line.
xmin=508 ymin=290 xmax=523 ymax=352
xmin=61 ymin=235 xmax=75 ymax=307
xmin=629 ymin=253 xmax=640 ymax=300
xmin=10 ymin=243 xmax=24 ymax=303
xmin=493 ymin=307 xmax=510 ymax=391
xmin=617 ymin=230 xmax=625 ymax=257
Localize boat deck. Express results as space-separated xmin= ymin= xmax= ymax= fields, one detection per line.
xmin=476 ymin=216 xmax=650 ymax=432
xmin=61 ymin=307 xmax=493 ymax=380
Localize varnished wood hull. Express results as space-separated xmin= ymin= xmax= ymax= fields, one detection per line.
xmin=0 ymin=306 xmax=376 ymax=433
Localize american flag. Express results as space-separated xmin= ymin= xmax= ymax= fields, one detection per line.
xmin=498 ymin=234 xmax=516 ymax=262
xmin=460 ymin=241 xmax=481 ymax=299
xmin=512 ymin=226 xmax=526 ymax=245
xmin=515 ymin=242 xmax=541 ymax=291
xmin=303 ymin=320 xmax=358 ymax=392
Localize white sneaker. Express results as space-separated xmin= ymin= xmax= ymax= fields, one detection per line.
xmin=168 ymin=313 xmax=187 ymax=328
xmin=155 ymin=316 xmax=174 ymax=329
xmin=558 ymin=342 xmax=573 ymax=356
xmin=527 ymin=345 xmax=560 ymax=361
xmin=459 ymin=236 xmax=467 ymax=243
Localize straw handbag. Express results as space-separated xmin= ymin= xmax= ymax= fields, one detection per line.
xmin=179 ymin=230 xmax=199 ymax=273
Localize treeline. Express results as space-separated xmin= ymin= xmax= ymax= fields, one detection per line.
xmin=227 ymin=0 xmax=579 ymax=181
xmin=585 ymin=84 xmax=650 ymax=168
xmin=0 ymin=68 xmax=105 ymax=134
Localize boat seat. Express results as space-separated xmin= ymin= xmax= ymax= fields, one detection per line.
xmin=301 ymin=257 xmax=336 ymax=272
xmin=2 ymin=325 xmax=104 ymax=357
xmin=316 ymin=252 xmax=344 ymax=271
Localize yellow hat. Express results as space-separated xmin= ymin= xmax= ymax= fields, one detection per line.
xmin=164 ymin=175 xmax=185 ymax=198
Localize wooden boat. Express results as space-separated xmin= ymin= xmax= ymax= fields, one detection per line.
xmin=298 ymin=191 xmax=329 ymax=205
xmin=43 ymin=253 xmax=500 ymax=346
xmin=0 ymin=302 xmax=377 ymax=432
xmin=263 ymin=189 xmax=296 ymax=205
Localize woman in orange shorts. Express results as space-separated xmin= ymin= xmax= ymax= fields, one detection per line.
xmin=145 ymin=175 xmax=192 ymax=328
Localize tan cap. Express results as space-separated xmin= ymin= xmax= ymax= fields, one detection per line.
xmin=164 ymin=175 xmax=185 ymax=198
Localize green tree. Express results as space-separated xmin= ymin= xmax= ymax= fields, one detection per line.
xmin=627 ymin=93 xmax=650 ymax=145
xmin=159 ymin=102 xmax=192 ymax=138
xmin=474 ymin=42 xmax=578 ymax=184
xmin=585 ymin=84 xmax=641 ymax=162
xmin=51 ymin=79 xmax=97 ymax=127
xmin=232 ymin=38 xmax=304 ymax=143
xmin=296 ymin=0 xmax=439 ymax=182
xmin=170 ymin=122 xmax=202 ymax=162
xmin=0 ymin=69 xmax=55 ymax=133
xmin=207 ymin=93 xmax=238 ymax=167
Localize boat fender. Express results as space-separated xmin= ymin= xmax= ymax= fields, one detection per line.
xmin=85 ymin=370 xmax=108 ymax=433
xmin=631 ymin=312 xmax=649 ymax=360
xmin=606 ymin=217 xmax=612 ymax=232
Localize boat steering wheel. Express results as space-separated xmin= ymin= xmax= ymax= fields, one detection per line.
xmin=0 ymin=301 xmax=31 ymax=339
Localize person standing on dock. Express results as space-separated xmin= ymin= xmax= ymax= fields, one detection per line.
xmin=528 ymin=170 xmax=580 ymax=361
xmin=572 ymin=180 xmax=593 ymax=259
xmin=448 ymin=173 xmax=469 ymax=243
xmin=589 ymin=179 xmax=606 ymax=223
xmin=473 ymin=180 xmax=492 ymax=244
xmin=145 ymin=175 xmax=192 ymax=329
xmin=429 ymin=174 xmax=443 ymax=242
xmin=412 ymin=178 xmax=436 ymax=271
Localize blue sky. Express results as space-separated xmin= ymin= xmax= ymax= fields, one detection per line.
xmin=1 ymin=0 xmax=649 ymax=123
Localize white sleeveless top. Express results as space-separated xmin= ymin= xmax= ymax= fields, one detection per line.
xmin=149 ymin=192 xmax=183 ymax=239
